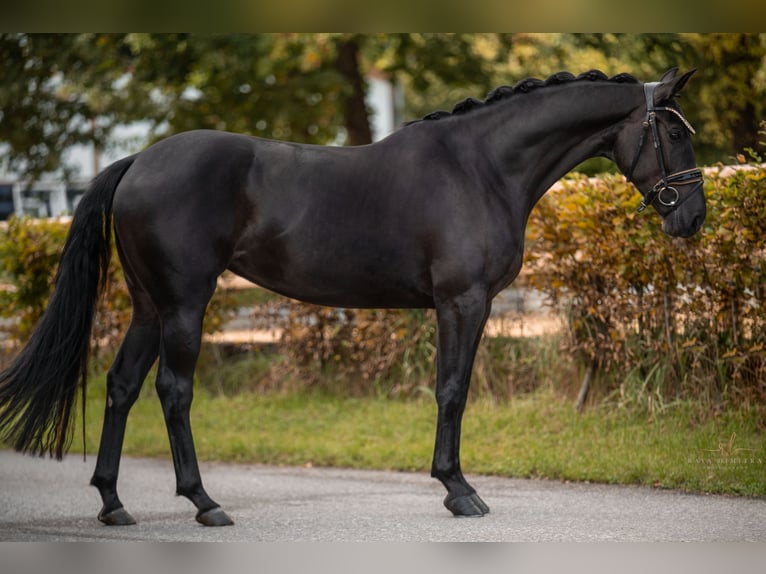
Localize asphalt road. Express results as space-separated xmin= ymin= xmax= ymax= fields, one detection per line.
xmin=1 ymin=450 xmax=764 ymax=542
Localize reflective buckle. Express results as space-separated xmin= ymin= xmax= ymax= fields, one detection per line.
xmin=658 ymin=186 xmax=679 ymax=207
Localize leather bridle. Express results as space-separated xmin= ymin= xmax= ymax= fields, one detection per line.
xmin=626 ymin=82 xmax=704 ymax=213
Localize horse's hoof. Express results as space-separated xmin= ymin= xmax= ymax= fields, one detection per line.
xmin=196 ymin=506 xmax=234 ymax=526
xmin=98 ymin=506 xmax=137 ymax=526
xmin=444 ymin=493 xmax=490 ymax=517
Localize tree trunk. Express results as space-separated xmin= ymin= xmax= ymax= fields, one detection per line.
xmin=731 ymin=99 xmax=758 ymax=157
xmin=576 ymin=358 xmax=598 ymax=413
xmin=334 ymin=37 xmax=373 ymax=146
xmin=729 ymin=34 xmax=761 ymax=156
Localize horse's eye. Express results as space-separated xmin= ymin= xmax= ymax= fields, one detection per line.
xmin=669 ymin=129 xmax=682 ymax=142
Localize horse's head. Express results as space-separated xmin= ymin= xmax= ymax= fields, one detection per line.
xmin=614 ymin=68 xmax=706 ymax=238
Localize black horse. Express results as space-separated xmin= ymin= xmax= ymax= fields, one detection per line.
xmin=0 ymin=68 xmax=705 ymax=526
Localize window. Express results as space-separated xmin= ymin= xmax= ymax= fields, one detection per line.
xmin=21 ymin=189 xmax=51 ymax=218
xmin=66 ymin=187 xmax=85 ymax=213
xmin=0 ymin=184 xmax=14 ymax=220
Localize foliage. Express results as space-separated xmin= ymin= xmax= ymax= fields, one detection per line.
xmin=0 ymin=216 xmax=236 ymax=366
xmin=0 ymin=217 xmax=71 ymax=338
xmin=558 ymin=33 xmax=766 ymax=165
xmin=523 ymin=164 xmax=766 ymax=408
xmin=0 ymin=217 xmax=132 ymax=366
xmin=271 ymin=301 xmax=573 ymax=401
xmin=278 ymin=305 xmax=437 ymax=397
xmin=0 ymin=33 xmax=515 ymax=180
xmin=116 ymin=34 xmax=349 ymax=145
xmin=0 ymin=35 xmax=105 ymax=178
xmin=2 ymin=33 xmax=765 ymax=181
xmin=679 ymin=33 xmax=766 ymax=161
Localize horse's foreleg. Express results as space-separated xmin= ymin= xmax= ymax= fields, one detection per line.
xmin=91 ymin=300 xmax=160 ymax=526
xmin=155 ymin=306 xmax=233 ymax=527
xmin=432 ymin=286 xmax=491 ymax=517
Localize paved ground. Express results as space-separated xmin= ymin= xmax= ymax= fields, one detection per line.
xmin=1 ymin=450 xmax=764 ymax=542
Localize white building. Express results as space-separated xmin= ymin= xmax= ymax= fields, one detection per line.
xmin=0 ymin=122 xmax=152 ymax=221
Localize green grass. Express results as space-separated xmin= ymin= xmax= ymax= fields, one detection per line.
xmin=68 ymin=371 xmax=766 ymax=497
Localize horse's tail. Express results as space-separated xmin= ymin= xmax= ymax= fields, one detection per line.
xmin=0 ymin=154 xmax=137 ymax=459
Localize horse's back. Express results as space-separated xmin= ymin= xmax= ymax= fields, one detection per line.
xmin=114 ymin=130 xmax=255 ymax=205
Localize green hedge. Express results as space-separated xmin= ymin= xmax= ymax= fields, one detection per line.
xmin=523 ymin=164 xmax=766 ymax=407
xmin=0 ymin=217 xmax=76 ymax=341
xmin=0 ymin=217 xmax=232 ymax=368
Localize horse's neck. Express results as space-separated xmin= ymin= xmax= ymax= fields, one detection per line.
xmin=477 ymin=83 xmax=641 ymax=211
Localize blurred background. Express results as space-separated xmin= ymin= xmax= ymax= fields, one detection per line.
xmin=1 ymin=33 xmax=764 ymax=200
xmin=1 ymin=33 xmax=764 ymax=494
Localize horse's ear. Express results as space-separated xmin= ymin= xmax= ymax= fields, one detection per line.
xmin=654 ymin=68 xmax=696 ymax=104
xmin=659 ymin=67 xmax=679 ymax=82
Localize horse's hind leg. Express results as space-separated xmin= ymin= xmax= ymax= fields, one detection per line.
xmin=431 ymin=285 xmax=492 ymax=517
xmin=91 ymin=292 xmax=160 ymax=525
xmin=155 ymin=293 xmax=233 ymax=526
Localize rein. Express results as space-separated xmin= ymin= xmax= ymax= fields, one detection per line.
xmin=627 ymin=82 xmax=703 ymax=213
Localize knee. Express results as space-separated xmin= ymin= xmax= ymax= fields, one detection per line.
xmin=435 ymin=378 xmax=469 ymax=413
xmin=105 ymin=371 xmax=142 ymax=412
xmin=155 ymin=371 xmax=193 ymax=410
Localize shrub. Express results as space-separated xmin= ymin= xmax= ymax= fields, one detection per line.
xmin=0 ymin=216 xmax=234 ymax=369
xmin=278 ymin=304 xmax=437 ymax=397
xmin=0 ymin=217 xmax=74 ymax=340
xmin=523 ymin=164 xmax=766 ymax=408
xmin=3 ymin=160 xmax=763 ymax=410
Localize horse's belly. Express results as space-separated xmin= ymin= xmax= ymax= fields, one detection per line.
xmin=228 ymin=245 xmax=435 ymax=309
xmin=229 ymin=264 xmax=435 ymax=309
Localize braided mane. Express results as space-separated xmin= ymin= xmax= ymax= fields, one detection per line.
xmin=408 ymin=70 xmax=639 ymax=125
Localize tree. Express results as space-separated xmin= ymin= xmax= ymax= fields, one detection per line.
xmin=563 ymin=33 xmax=766 ymax=163
xmin=372 ymin=33 xmax=514 ymax=118
xmin=2 ymin=34 xmax=764 ymax=181
xmin=0 ymin=34 xmax=110 ymax=180
xmin=680 ymin=33 xmax=766 ymax=160
xmin=94 ymin=34 xmax=347 ymax=144
xmin=1 ymin=33 xmax=349 ymax=180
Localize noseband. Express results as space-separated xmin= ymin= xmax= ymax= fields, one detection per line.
xmin=627 ymin=82 xmax=703 ymax=213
